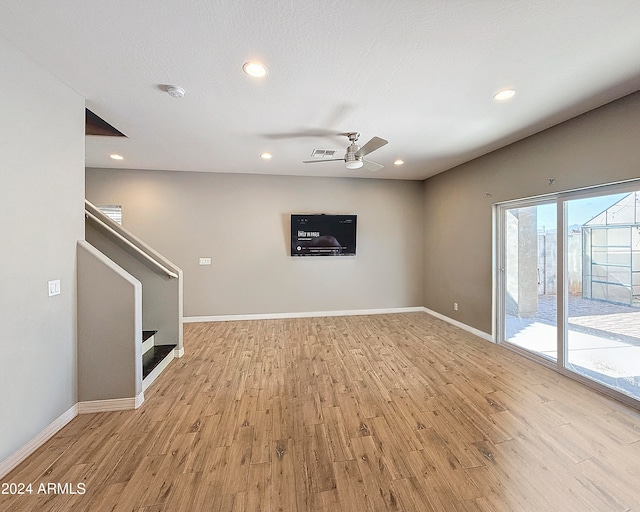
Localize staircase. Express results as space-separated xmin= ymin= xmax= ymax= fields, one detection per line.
xmin=79 ymin=201 xmax=183 ymax=408
xmin=142 ymin=330 xmax=177 ymax=390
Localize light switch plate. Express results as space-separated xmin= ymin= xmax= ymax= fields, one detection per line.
xmin=48 ymin=279 xmax=61 ymax=297
xmin=199 ymin=257 xmax=212 ymax=265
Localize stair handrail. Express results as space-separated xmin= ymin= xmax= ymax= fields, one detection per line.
xmin=84 ymin=201 xmax=178 ymax=279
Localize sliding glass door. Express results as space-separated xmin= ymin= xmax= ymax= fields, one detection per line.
xmin=497 ymin=184 xmax=640 ymax=405
xmin=565 ymin=192 xmax=640 ymax=400
xmin=501 ymin=202 xmax=557 ymax=361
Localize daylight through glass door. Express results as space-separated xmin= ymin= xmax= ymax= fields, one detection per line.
xmin=565 ymin=191 xmax=640 ymax=400
xmin=502 ymin=202 xmax=558 ymax=361
xmin=498 ymin=186 xmax=640 ymax=405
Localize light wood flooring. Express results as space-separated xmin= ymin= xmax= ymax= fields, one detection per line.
xmin=3 ymin=312 xmax=640 ymax=511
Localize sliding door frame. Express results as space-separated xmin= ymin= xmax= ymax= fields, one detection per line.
xmin=495 ymin=195 xmax=561 ymax=370
xmin=495 ymin=179 xmax=640 ymax=410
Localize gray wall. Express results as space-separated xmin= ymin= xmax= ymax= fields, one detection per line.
xmin=0 ymin=37 xmax=84 ymax=463
xmin=86 ymin=170 xmax=424 ymax=316
xmin=85 ymin=220 xmax=182 ymax=348
xmin=423 ymin=91 xmax=640 ymax=335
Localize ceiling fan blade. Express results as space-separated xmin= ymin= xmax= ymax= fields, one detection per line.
xmin=355 ymin=136 xmax=388 ymax=157
xmin=302 ymin=159 xmax=344 ymax=164
xmin=362 ymin=159 xmax=384 ymax=172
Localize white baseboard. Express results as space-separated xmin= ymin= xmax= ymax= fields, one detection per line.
xmin=183 ymin=307 xmax=493 ymax=344
xmin=422 ymin=306 xmax=494 ymax=342
xmin=174 ymin=346 xmax=184 ymax=358
xmin=77 ymin=392 xmax=144 ymax=414
xmin=0 ymin=404 xmax=78 ymax=479
xmin=1 ymin=392 xmax=147 ymax=478
xmin=184 ymin=306 xmax=425 ymax=323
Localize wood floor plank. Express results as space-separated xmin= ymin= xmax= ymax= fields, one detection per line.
xmin=465 ymin=466 xmax=528 ymax=512
xmin=333 ymin=458 xmax=371 ymax=511
xmin=368 ymin=415 xmax=414 ymax=480
xmin=454 ymin=497 xmax=496 ymax=512
xmin=250 ymin=409 xmax=273 ymax=465
xmin=334 ymin=392 xmax=373 ymax=438
xmin=314 ymin=489 xmax=343 ymax=512
xmin=83 ymin=481 xmax=126 ymax=512
xmin=303 ymin=423 xmax=337 ymax=494
xmin=391 ymin=476 xmax=439 ymax=512
xmin=221 ymin=425 xmax=253 ymax=495
xmin=414 ymin=427 xmax=482 ymax=502
xmin=272 ymin=438 xmax=297 ymax=512
xmin=246 ymin=462 xmax=271 ymax=512
xmin=3 ymin=312 xmax=640 ymax=511
xmin=574 ymin=458 xmax=639 ymax=511
xmin=320 ymin=404 xmax=354 ymax=462
xmin=350 ymin=435 xmax=402 ymax=511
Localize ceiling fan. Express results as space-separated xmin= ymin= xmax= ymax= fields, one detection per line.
xmin=303 ymin=132 xmax=388 ymax=171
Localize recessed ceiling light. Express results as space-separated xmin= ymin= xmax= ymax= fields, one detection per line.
xmin=493 ymin=88 xmax=516 ymax=101
xmin=243 ymin=61 xmax=267 ymax=78
xmin=260 ymin=152 xmax=272 ymax=159
xmin=110 ymin=154 xmax=124 ymax=160
xmin=394 ymin=159 xmax=405 ymax=166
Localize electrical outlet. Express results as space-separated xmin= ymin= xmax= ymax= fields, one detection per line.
xmin=453 ymin=302 xmax=458 ymax=311
xmin=199 ymin=257 xmax=212 ymax=265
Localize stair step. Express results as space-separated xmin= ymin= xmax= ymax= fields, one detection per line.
xmin=142 ymin=330 xmax=157 ymax=355
xmin=142 ymin=344 xmax=175 ymax=380
xmin=142 ymin=330 xmax=157 ymax=342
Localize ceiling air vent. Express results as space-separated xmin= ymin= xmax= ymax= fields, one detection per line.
xmin=310 ymin=149 xmax=337 ymax=159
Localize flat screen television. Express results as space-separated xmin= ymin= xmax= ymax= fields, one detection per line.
xmin=291 ymin=214 xmax=357 ymax=256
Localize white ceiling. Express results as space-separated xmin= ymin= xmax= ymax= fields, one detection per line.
xmin=2 ymin=1 xmax=640 ymax=180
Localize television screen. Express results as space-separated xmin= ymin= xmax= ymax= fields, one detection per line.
xmin=291 ymin=214 xmax=357 ymax=256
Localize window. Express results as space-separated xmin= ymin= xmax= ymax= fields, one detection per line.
xmin=97 ymin=205 xmax=122 ymax=225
